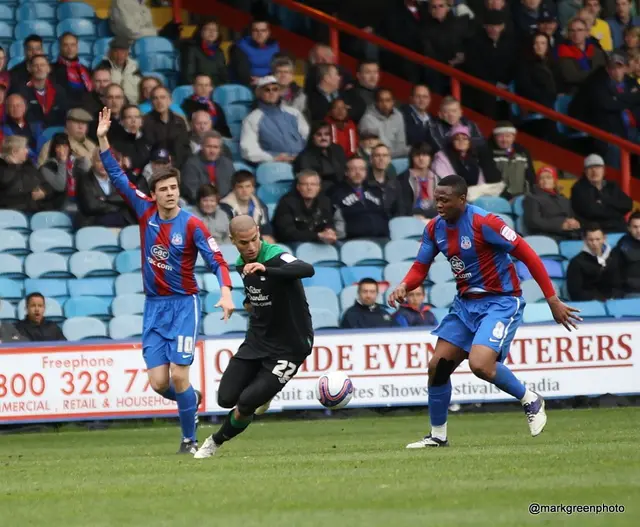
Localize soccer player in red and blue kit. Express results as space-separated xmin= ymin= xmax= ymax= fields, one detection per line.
xmin=96 ymin=108 xmax=235 ymax=454
xmin=389 ymin=175 xmax=581 ymax=448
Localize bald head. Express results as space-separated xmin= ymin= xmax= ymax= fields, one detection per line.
xmin=229 ymin=216 xmax=261 ymax=261
xmin=230 ymin=215 xmax=257 ymax=236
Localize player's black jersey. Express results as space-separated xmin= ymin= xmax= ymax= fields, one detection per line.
xmin=235 ymin=243 xmax=315 ymax=360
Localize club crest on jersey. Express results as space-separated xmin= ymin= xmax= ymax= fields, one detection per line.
xmin=460 ymin=236 xmax=472 ymax=250
xmin=450 ymin=255 xmax=466 ymax=274
xmin=171 ymin=233 xmax=183 ymax=246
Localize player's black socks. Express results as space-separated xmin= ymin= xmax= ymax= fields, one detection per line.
xmin=213 ymin=410 xmax=253 ymax=445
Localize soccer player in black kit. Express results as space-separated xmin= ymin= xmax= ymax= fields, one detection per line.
xmin=195 ymin=216 xmax=315 ymax=458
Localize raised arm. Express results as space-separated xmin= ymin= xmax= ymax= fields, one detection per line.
xmin=264 ymin=253 xmax=315 ymax=279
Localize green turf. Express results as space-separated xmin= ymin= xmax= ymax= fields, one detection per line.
xmin=0 ymin=408 xmax=638 ymax=527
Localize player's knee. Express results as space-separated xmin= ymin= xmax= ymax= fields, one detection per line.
xmin=429 ymin=357 xmax=455 ymax=386
xmin=169 ymin=364 xmax=190 ymax=391
xmin=217 ymin=391 xmax=238 ymax=409
xmin=236 ymin=402 xmax=257 ymax=417
xmin=149 ymin=378 xmax=170 ymax=394
xmin=468 ymin=356 xmax=493 ymax=380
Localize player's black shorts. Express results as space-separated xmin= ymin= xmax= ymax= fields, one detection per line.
xmin=217 ymin=349 xmax=304 ymax=415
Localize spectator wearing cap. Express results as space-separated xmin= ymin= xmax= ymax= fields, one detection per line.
xmin=272 ymin=56 xmax=307 ymax=116
xmin=229 ymin=19 xmax=280 ymax=87
xmin=401 ymin=84 xmax=438 ymax=151
xmin=307 ymin=64 xmax=362 ymax=123
xmin=98 ymin=37 xmax=142 ymax=105
xmin=571 ymin=154 xmax=633 ymax=232
xmin=584 ymin=0 xmax=614 ymax=51
xmin=607 ymin=0 xmax=640 ymax=49
xmin=192 ymin=183 xmax=231 ymax=246
xmin=9 ymin=35 xmax=43 ymax=89
xmin=326 ymin=98 xmax=359 ymax=159
xmin=559 ymin=0 xmax=584 ymax=28
xmin=240 ymin=76 xmax=309 ymax=164
xmin=367 ymin=143 xmax=403 ymax=217
xmin=557 ymin=17 xmax=607 ymax=93
xmin=38 ymin=109 xmax=96 ymax=168
xmin=398 ymin=143 xmax=439 ymax=219
xmin=293 ymin=121 xmax=347 ymax=192
xmin=19 ymin=55 xmax=68 ymax=129
xmin=489 ymin=121 xmax=536 ymax=200
xmin=515 ymin=32 xmax=559 ymax=110
xmin=142 ymin=147 xmax=172 ymax=184
xmin=52 ymin=33 xmax=93 ymax=98
xmin=431 ymin=96 xmax=485 ymax=151
xmin=612 ymin=211 xmax=640 ymax=297
xmin=513 ymin=0 xmax=556 ymax=36
xmin=1 ymin=94 xmax=42 ymax=159
xmin=523 ymin=165 xmax=582 ymax=239
xmin=143 ymin=86 xmax=191 ymax=169
xmin=109 ymin=0 xmax=157 ymax=42
xmin=181 ymin=73 xmax=231 ymax=138
xmin=463 ymin=9 xmax=517 ymax=119
xmin=181 ymin=131 xmax=234 ymax=204
xmin=181 ymin=20 xmax=228 ymax=87
xmin=537 ymin=8 xmax=561 ymax=50
xmin=109 ymin=104 xmax=151 ymax=174
xmin=359 ymin=89 xmax=409 ymax=158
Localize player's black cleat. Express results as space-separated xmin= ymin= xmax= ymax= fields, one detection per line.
xmin=177 ymin=439 xmax=199 ymax=455
xmin=406 ymin=434 xmax=450 ymax=448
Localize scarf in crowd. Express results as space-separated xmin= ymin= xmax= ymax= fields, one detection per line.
xmin=190 ymin=94 xmax=217 ymax=124
xmin=66 ymin=155 xmax=76 ymax=198
xmin=205 ymin=161 xmax=216 ymax=184
xmin=57 ymin=57 xmax=92 ymax=92
xmin=201 ymin=40 xmax=219 ymax=58
xmin=27 ymin=79 xmax=56 ymax=115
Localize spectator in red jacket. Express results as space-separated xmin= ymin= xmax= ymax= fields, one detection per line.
xmin=326 ymin=98 xmax=358 ymax=158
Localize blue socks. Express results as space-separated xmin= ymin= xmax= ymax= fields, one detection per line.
xmin=175 ymin=385 xmax=197 ymax=441
xmin=428 ymin=380 xmax=452 ymax=427
xmin=159 ymin=380 xmax=177 ymax=401
xmin=493 ymin=363 xmax=526 ymax=400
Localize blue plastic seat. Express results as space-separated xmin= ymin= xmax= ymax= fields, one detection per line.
xmin=607 ymin=232 xmax=625 ymax=247
xmin=203 ymin=312 xmax=247 ymax=336
xmin=0 ymin=254 xmax=25 ymax=279
xmin=524 ymin=235 xmax=560 ymax=257
xmin=29 ymin=228 xmax=75 ymax=254
xmin=390 ymin=158 xmax=409 ymax=174
xmin=339 ymin=285 xmax=358 ymax=312
xmin=517 ymin=259 xmax=564 ymax=280
xmin=340 ymin=240 xmax=385 ymax=267
xmin=570 ymin=301 xmax=608 ymax=318
xmin=133 ymin=36 xmax=175 ymax=57
xmin=256 ymin=162 xmax=295 ymax=185
xmin=17 ymin=3 xmax=55 ymax=20
xmin=0 ymin=277 xmax=23 ymax=300
xmin=119 ymin=225 xmax=140 ymax=250
xmin=25 ymin=253 xmax=70 ymax=278
xmin=69 ymin=251 xmax=115 ymax=278
xmin=0 ymin=6 xmax=14 ymax=21
xmin=24 ymin=278 xmax=68 ymax=299
xmin=115 ymin=250 xmax=141 ymax=273
xmin=15 ymin=20 xmax=55 ymax=41
xmin=109 ymin=315 xmax=144 ymax=339
xmin=512 ymin=195 xmax=525 ymax=217
xmin=605 ymin=298 xmax=640 ymax=318
xmin=36 ymin=126 xmax=66 ymax=154
xmin=213 ymin=84 xmax=253 ymax=107
xmin=523 ymin=303 xmax=554 ymax=323
xmin=233 ymin=161 xmax=255 ymax=174
xmin=62 ymin=316 xmax=108 ymax=340
xmin=295 ymin=243 xmax=341 ymax=267
xmin=68 ymin=277 xmax=115 ymax=298
xmin=218 ymin=244 xmax=239 ymax=266
xmin=559 ymin=240 xmax=583 ymax=260
xmin=384 ymin=239 xmax=420 ymax=263
xmin=95 ymin=17 xmax=111 ymax=38
xmin=305 ymin=286 xmax=339 ymax=313
xmin=383 ymin=261 xmax=412 ymax=285
xmin=137 ymin=54 xmax=175 ymax=73
xmin=171 ymin=85 xmax=193 ymax=107
xmin=428 ymin=259 xmax=454 ymax=283
xmin=57 ymin=2 xmax=95 ymax=20
xmin=0 ymin=229 xmax=28 ymax=255
xmin=389 ymin=216 xmax=425 ymax=240
xmin=496 ymin=213 xmax=516 ymax=231
xmin=56 ymin=18 xmax=96 ymax=40
xmin=30 ymin=211 xmax=72 ymax=231
xmin=521 ymin=279 xmax=546 ymax=303
xmin=430 ymin=307 xmax=449 ymax=323
xmin=0 ymin=209 xmax=29 ymax=232
xmin=114 ymin=272 xmax=143 ymax=296
xmin=64 ymin=296 xmax=111 ymax=320
xmin=340 ymin=266 xmax=383 ymax=285
xmin=92 ymin=36 xmax=111 ymax=58
xmin=204 ymin=290 xmax=245 ymax=313
xmin=223 ymin=138 xmax=241 ymax=161
xmin=311 ymin=308 xmax=339 ymax=329
xmin=111 ymin=294 xmax=146 ymax=317
xmin=76 ymin=226 xmax=120 ymax=252
xmin=224 ymin=104 xmax=249 ymax=123
xmin=473 ymin=196 xmax=512 ymax=215
xmin=429 ymin=282 xmax=458 ymax=308
xmin=256 ymin=182 xmax=292 ymax=204
xmin=0 ymin=301 xmax=16 ymax=321
xmin=50 ymin=38 xmax=92 ymax=60
xmin=17 ymin=296 xmax=63 ymax=322
xmin=302 ymin=267 xmax=342 ymax=294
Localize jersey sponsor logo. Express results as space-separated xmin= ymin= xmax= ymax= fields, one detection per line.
xmin=280 ymin=253 xmax=297 ymax=263
xmin=147 ymin=256 xmax=173 ymax=271
xmin=450 ymin=255 xmax=471 ymax=279
xmin=207 ymin=237 xmax=219 ymax=253
xmin=151 ymin=245 xmax=169 ymax=260
xmin=171 ymin=233 xmax=183 ymax=246
xmin=246 ymin=285 xmax=271 ymax=306
xmin=460 ymin=236 xmax=472 ymax=250
xmin=500 ymin=225 xmax=517 ymax=242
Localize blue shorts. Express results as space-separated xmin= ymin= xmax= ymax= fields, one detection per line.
xmin=142 ymin=294 xmax=201 ymax=369
xmin=432 ymin=295 xmax=525 ymax=362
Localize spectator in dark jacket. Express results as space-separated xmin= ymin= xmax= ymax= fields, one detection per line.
xmin=272 ymin=169 xmax=338 ymax=244
xmin=19 ymin=55 xmax=68 ymax=128
xmin=367 ymin=144 xmax=403 ymax=217
xmin=392 ymin=285 xmax=437 ymax=327
xmin=398 ymin=142 xmax=439 ymax=218
xmin=80 ymin=66 xmax=112 ymax=127
xmin=307 ymin=64 xmax=363 ymax=123
xmin=612 ymin=211 xmax=640 ymax=297
xmin=606 ymin=0 xmax=640 ymax=49
xmin=51 ymin=33 xmax=93 ymax=99
xmin=9 ymin=34 xmax=43 ymax=88
xmin=2 ymin=93 xmax=42 ymax=157
xmin=181 ymin=20 xmax=229 ymax=86
xmin=515 ymin=32 xmax=559 ymax=109
xmin=180 ymin=73 xmax=232 ymax=137
xmin=304 ymin=44 xmax=356 ymax=95
xmin=341 ymin=278 xmax=397 ymax=329
xmin=512 ymin=0 xmax=555 ymax=36
xmin=350 ymin=61 xmax=380 ymax=123
xmin=571 ymin=154 xmax=633 ymax=232
xmin=39 ymin=133 xmax=76 ymax=211
xmin=293 ymin=121 xmax=346 ymax=191
xmin=0 ymin=319 xmax=26 ymax=343
xmin=523 ymin=165 xmax=582 ymax=239
xmin=431 ymin=96 xmax=485 ymax=151
xmin=109 ymin=104 xmax=152 ymax=174
xmin=15 ymin=293 xmax=66 ymax=342
xmin=229 ymin=19 xmax=280 ymax=87
xmin=567 ymin=224 xmax=622 ymax=300
xmin=401 ymin=84 xmax=438 ymax=150
xmin=489 ymin=121 xmax=536 ymax=200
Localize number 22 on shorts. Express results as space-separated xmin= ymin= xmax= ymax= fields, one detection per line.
xmin=272 ymin=360 xmax=297 ymax=383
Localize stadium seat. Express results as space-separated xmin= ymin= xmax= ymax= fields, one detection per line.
xmin=340 ymin=266 xmax=383 ymax=285
xmin=64 ymin=296 xmax=111 ymax=320
xmin=523 ymin=303 xmax=554 ymax=323
xmin=92 ymin=37 xmax=112 ymax=58
xmin=25 ymin=253 xmax=70 ymax=278
xmin=0 ymin=209 xmax=29 ymax=232
xmin=389 ymin=216 xmax=425 ymax=240
xmin=203 ymin=272 xmax=242 ymax=292
xmin=76 ymin=226 xmax=120 ymax=252
xmin=62 ymin=316 xmax=108 ymax=340
xmin=383 ymin=261 xmax=412 ymax=285
xmin=521 ymin=279 xmax=547 ymax=303
xmin=429 ymin=282 xmax=458 ymax=308
xmin=109 ymin=315 xmax=144 ymax=340
xmin=204 ymin=290 xmax=245 ymax=313
xmin=256 ymin=162 xmax=295 ymax=185
xmin=523 ymin=235 xmax=559 ymax=257
xmin=224 ymin=104 xmax=249 ymax=123
xmin=29 ymin=228 xmax=75 ymax=254
xmin=137 ymin=54 xmax=175 ymax=73
xmin=0 ymin=229 xmax=28 ymax=255
xmin=114 ymin=273 xmax=143 ymax=296
xmin=559 ymin=240 xmax=583 ymax=260
xmin=17 ymin=296 xmax=63 ymax=322
xmin=68 ymin=277 xmax=115 ymax=298
xmin=340 ymin=240 xmax=385 ymax=267
xmin=0 ymin=6 xmax=14 ymax=21
xmin=111 ymin=294 xmax=146 ymax=317
xmin=213 ymin=84 xmax=253 ymax=107
xmin=570 ymin=301 xmax=608 ymax=318
xmin=295 ymin=243 xmax=341 ymax=267
xmin=496 ymin=214 xmax=515 ymax=230
xmin=203 ymin=312 xmax=247 ymax=336
xmin=305 ymin=286 xmax=339 ymax=313
xmin=56 ymin=18 xmax=96 ymax=41
xmin=339 ymin=285 xmax=358 ymax=312
xmin=607 ymin=232 xmax=625 ymax=247
xmin=115 ymin=250 xmax=141 ymax=273
xmin=430 ymin=307 xmax=449 ymax=323
xmin=233 ymin=161 xmax=254 ymax=174
xmin=95 ymin=18 xmax=112 ymax=38
xmin=119 ymin=225 xmax=140 ymax=250
xmin=217 ymin=244 xmax=240 ymax=266
xmin=605 ymin=298 xmax=640 ymax=318
xmin=7 ymin=56 xmax=24 ymax=70
xmin=302 ymin=267 xmax=342 ymax=294
xmin=473 ymin=196 xmax=512 ymax=215
xmin=516 ymin=259 xmax=564 ymax=281
xmin=69 ymin=251 xmax=116 ymax=278
xmin=310 ymin=308 xmax=339 ymax=329
xmin=57 ymin=2 xmax=95 ymax=20
xmin=223 ymin=138 xmax=241 ymax=161
xmin=36 ymin=126 xmax=66 ymax=154
xmin=0 ymin=301 xmax=16 ymax=321
xmin=30 ymin=211 xmax=72 ymax=231
xmin=257 ymin=182 xmax=292 ymax=204
xmin=0 ymin=278 xmax=23 ymax=300
xmin=171 ymin=85 xmax=193 ymax=107
xmin=428 ymin=259 xmax=454 ymax=283
xmin=384 ymin=239 xmax=420 ymax=263
xmin=15 ymin=20 xmax=55 ymax=41
xmin=133 ymin=36 xmax=175 ymax=57
xmin=512 ymin=195 xmax=525 ymax=217
xmin=24 ymin=278 xmax=68 ymax=299
xmin=16 ymin=3 xmax=55 ymax=21
xmin=0 ymin=254 xmax=24 ymax=279
xmin=390 ymin=158 xmax=409 ymax=174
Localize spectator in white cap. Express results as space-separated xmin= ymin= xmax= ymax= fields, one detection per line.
xmin=570 ymin=153 xmax=633 ymax=232
xmin=240 ymin=75 xmax=309 ymax=164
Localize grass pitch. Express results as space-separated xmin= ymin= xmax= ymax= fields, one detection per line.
xmin=0 ymin=407 xmax=638 ymax=527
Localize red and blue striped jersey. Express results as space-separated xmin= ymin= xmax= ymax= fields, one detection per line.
xmin=100 ymin=149 xmax=232 ymax=297
xmin=416 ymin=205 xmax=522 ymax=296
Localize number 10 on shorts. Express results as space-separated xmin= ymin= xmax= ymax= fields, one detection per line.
xmin=177 ymin=336 xmax=194 ymax=356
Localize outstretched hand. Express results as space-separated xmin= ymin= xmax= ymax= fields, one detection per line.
xmin=548 ymin=296 xmax=582 ymax=331
xmin=388 ymin=283 xmax=408 ymax=309
xmin=216 ymin=287 xmax=235 ymax=321
xmin=97 ymin=107 xmax=112 ymax=138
